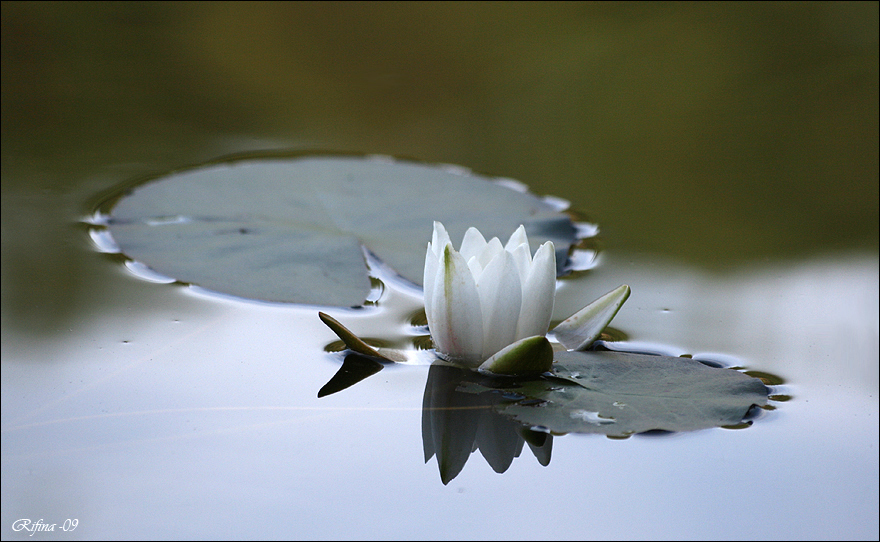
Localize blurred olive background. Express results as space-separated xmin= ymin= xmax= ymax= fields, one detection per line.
xmin=2 ymin=1 xmax=877 ymax=334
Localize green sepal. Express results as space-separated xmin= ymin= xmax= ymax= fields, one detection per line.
xmin=552 ymin=284 xmax=631 ymax=351
xmin=318 ymin=312 xmax=406 ymax=363
xmin=477 ymin=335 xmax=554 ymax=376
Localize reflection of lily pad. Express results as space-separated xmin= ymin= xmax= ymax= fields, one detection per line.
xmin=103 ymin=155 xmax=577 ymax=306
xmin=460 ymin=350 xmax=770 ymax=437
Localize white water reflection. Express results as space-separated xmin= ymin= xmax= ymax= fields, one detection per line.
xmin=1 ymin=252 xmax=877 ymax=539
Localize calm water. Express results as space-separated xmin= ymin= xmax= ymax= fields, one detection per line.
xmin=2 ymin=3 xmax=877 ymax=540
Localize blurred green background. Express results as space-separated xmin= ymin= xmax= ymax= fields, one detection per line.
xmin=2 ymin=1 xmax=877 ymax=333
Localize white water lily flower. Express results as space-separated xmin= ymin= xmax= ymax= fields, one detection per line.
xmin=423 ymin=221 xmax=556 ymax=366
xmin=317 ymin=222 xmax=629 ymax=377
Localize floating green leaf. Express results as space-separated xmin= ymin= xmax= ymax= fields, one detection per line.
xmin=103 ymin=155 xmax=577 ymax=306
xmin=460 ymin=350 xmax=770 ymax=437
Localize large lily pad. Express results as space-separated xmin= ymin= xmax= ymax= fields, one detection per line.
xmin=103 ymin=155 xmax=577 ymax=306
xmin=460 ymin=350 xmax=770 ymax=437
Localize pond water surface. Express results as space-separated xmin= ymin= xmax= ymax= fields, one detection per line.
xmin=2 ymin=3 xmax=877 ymax=540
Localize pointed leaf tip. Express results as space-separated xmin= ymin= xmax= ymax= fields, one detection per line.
xmin=318 ymin=311 xmax=405 ymax=362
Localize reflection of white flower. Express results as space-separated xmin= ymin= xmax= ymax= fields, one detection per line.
xmin=423 ymin=221 xmax=556 ymax=366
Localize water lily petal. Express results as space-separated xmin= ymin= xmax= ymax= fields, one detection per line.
xmin=466 ymin=255 xmax=483 ymax=282
xmin=477 ymin=237 xmax=504 ymax=269
xmin=508 ymin=242 xmax=532 ymax=285
xmin=430 ymin=244 xmax=484 ymax=363
xmin=476 ymin=250 xmax=522 ymax=359
xmin=505 ymin=224 xmax=529 ymax=252
xmin=431 ymin=221 xmax=451 ymax=256
xmin=459 ymin=227 xmax=487 ymax=262
xmin=516 ymin=241 xmax=556 ymax=339
xmin=552 ymin=284 xmax=631 ymax=351
xmin=423 ymin=242 xmax=440 ymax=328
